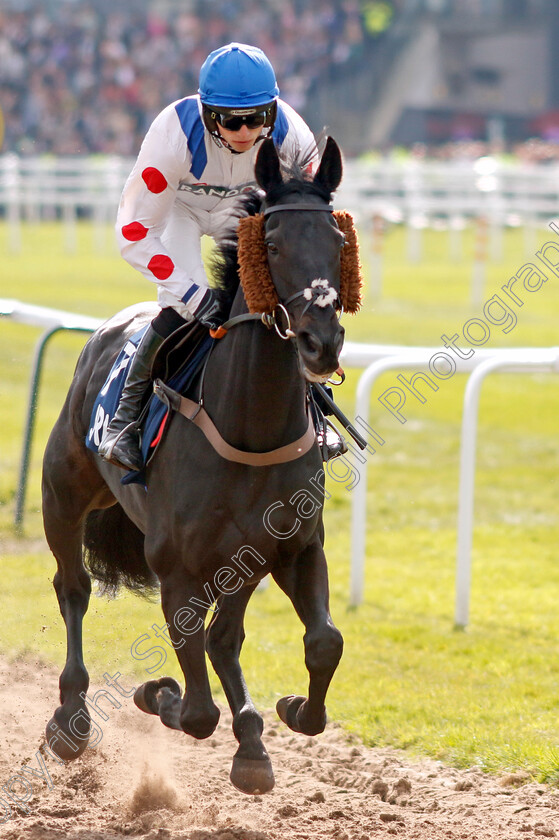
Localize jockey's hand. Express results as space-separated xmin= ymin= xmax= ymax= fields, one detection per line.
xmin=193 ymin=288 xmax=227 ymax=330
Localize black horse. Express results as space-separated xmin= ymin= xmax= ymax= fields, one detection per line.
xmin=42 ymin=136 xmax=362 ymax=795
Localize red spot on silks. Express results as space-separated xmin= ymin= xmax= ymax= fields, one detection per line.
xmin=142 ymin=167 xmax=168 ymax=194
xmin=148 ymin=254 xmax=175 ymax=280
xmin=121 ymin=221 xmax=148 ymax=241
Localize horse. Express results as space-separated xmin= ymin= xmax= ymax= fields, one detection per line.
xmin=41 ymin=136 xmax=362 ymax=795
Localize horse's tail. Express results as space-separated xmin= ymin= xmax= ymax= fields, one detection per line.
xmin=83 ymin=504 xmax=159 ymax=597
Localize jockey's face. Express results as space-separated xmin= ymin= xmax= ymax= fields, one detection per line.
xmin=217 ymin=122 xmax=262 ymax=152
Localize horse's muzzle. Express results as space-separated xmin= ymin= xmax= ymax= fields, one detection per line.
xmin=297 ymin=320 xmax=345 ymax=382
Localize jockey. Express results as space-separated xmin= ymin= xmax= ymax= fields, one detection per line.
xmin=99 ymin=42 xmax=344 ymax=472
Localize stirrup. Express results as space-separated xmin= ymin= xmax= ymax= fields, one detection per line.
xmin=99 ymin=423 xmax=143 ymax=471
xmin=317 ymin=422 xmax=348 ymax=462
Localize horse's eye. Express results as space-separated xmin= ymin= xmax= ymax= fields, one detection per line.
xmin=266 ymin=241 xmax=279 ymax=255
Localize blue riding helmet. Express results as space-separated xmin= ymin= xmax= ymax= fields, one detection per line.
xmin=198 ymin=43 xmax=280 ymax=109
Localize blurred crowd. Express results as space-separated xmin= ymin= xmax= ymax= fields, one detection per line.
xmin=0 ymin=1 xmax=367 ymax=156
xmin=2 ymin=1 xmax=557 ymax=163
xmin=407 ymin=138 xmax=559 ymax=165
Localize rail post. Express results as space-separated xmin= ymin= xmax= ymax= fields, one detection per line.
xmin=14 ymin=325 xmax=95 ymax=530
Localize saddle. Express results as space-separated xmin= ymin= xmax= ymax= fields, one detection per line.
xmin=86 ymin=318 xmax=363 ymax=482
xmin=86 ymin=320 xmax=214 ymax=484
xmin=151 ymin=319 xmax=209 ymax=382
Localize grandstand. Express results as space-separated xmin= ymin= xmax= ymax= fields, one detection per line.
xmin=0 ymin=0 xmax=368 ymax=155
xmin=0 ymin=0 xmax=559 ymax=156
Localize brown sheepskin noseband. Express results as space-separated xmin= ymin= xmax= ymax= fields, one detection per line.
xmin=237 ymin=210 xmax=363 ymax=315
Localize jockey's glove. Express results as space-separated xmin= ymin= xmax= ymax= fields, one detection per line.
xmin=193 ymin=288 xmax=227 ymax=330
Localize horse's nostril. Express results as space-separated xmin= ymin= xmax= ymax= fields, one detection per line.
xmin=300 ymin=331 xmax=322 ymax=357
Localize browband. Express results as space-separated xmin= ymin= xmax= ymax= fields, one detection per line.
xmin=263 ymin=203 xmax=334 ymax=216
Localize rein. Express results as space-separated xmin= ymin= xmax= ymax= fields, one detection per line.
xmin=210 ymin=286 xmax=341 ymax=341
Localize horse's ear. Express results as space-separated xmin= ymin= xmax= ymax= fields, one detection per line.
xmin=255 ymin=138 xmax=283 ymax=193
xmin=314 ymin=137 xmax=343 ymax=195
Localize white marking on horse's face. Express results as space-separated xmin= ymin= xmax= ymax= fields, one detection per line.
xmin=302 ymin=278 xmax=338 ymax=309
xmin=316 ymin=288 xmax=338 ymax=308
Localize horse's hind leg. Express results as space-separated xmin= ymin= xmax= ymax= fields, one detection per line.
xmin=206 ymin=582 xmax=275 ymax=794
xmin=43 ymin=518 xmax=91 ymax=758
xmin=272 ymin=536 xmax=343 ymax=737
xmin=42 ymin=444 xmax=109 ymax=760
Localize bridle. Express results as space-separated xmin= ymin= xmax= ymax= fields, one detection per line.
xmin=210 ymin=201 xmax=345 ymax=342
xmin=161 ymin=198 xmax=367 ymax=457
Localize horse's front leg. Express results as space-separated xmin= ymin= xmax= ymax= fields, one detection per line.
xmin=206 ymin=582 xmax=275 ymax=794
xmin=272 ymin=535 xmax=343 ymax=736
xmin=141 ymin=570 xmax=221 ymax=739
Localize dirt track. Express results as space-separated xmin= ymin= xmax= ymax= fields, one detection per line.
xmin=1 ymin=656 xmax=558 ymax=840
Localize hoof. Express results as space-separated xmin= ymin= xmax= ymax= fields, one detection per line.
xmin=276 ymin=695 xmax=306 ymax=732
xmin=133 ymin=677 xmax=182 ymax=716
xmin=276 ymin=695 xmax=327 ymax=736
xmin=45 ymin=712 xmax=89 ymax=761
xmin=180 ymin=703 xmax=221 ymax=740
xmin=230 ymin=756 xmax=275 ymax=795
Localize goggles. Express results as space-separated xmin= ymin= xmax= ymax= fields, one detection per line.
xmin=212 ymin=109 xmax=268 ymax=132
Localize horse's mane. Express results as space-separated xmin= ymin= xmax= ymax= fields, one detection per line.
xmin=208 ymin=191 xmax=260 ymax=310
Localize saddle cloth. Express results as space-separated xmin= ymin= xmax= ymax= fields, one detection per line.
xmin=85 ymin=324 xmax=213 ymax=483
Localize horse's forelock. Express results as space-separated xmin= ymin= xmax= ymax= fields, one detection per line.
xmin=264 ymin=175 xmax=331 ymax=207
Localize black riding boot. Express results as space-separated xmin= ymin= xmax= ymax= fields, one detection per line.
xmin=98 ymin=324 xmax=165 ymax=471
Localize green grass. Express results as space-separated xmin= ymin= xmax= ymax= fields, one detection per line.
xmin=1 ymin=219 xmax=559 ymax=782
